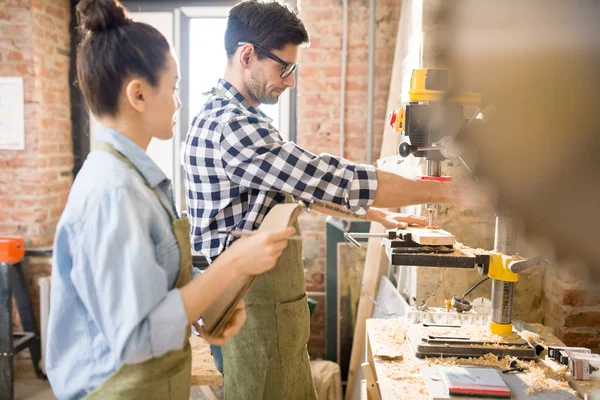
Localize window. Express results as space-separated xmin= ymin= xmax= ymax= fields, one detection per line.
xmin=87 ymin=3 xmax=295 ymax=212
xmin=187 ymin=16 xmax=287 ymax=133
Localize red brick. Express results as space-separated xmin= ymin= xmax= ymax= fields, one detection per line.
xmin=1 ymin=24 xmax=30 ymax=38
xmin=11 ymin=209 xmax=47 ymax=223
xmin=564 ymin=289 xmax=599 ymax=307
xmin=15 ymin=63 xmax=33 ymax=75
xmin=564 ymin=311 xmax=600 ymax=328
xmin=562 ymin=330 xmax=600 ymax=351
xmin=7 ymin=51 xmax=24 ymax=61
xmin=0 ymin=198 xmax=17 ymax=208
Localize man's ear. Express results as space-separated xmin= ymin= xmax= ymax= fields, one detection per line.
xmin=124 ymin=79 xmax=146 ymax=113
xmin=239 ymin=45 xmax=254 ymax=70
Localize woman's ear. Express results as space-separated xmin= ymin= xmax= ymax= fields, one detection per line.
xmin=124 ymin=79 xmax=146 ymax=113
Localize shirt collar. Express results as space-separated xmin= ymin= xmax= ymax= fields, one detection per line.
xmin=94 ymin=127 xmax=168 ymax=188
xmin=216 ymin=79 xmax=273 ymax=122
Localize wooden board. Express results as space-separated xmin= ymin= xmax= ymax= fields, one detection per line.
xmin=345 ymin=4 xmax=414 ymax=397
xmin=398 ymin=227 xmax=455 ymax=246
xmin=338 ymin=243 xmax=367 ymax=383
xmin=201 ymin=203 xmax=303 ymax=336
xmin=346 ymin=235 xmax=388 ymax=400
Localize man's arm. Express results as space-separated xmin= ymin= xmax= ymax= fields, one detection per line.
xmin=372 ymin=170 xmax=454 ymax=208
xmin=310 ymin=200 xmax=428 ymax=229
xmin=371 ymin=169 xmax=491 ymax=210
xmin=219 ymin=115 xmax=489 ymax=214
xmin=219 ymin=115 xmax=377 ymax=214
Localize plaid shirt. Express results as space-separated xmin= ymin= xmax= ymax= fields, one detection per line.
xmin=183 ymin=79 xmax=378 ymax=262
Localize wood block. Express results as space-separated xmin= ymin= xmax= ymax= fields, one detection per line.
xmin=399 ymin=227 xmax=455 ymax=246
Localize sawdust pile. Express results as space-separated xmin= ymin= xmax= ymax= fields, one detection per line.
xmin=366 ymin=319 xmax=577 ymax=399
xmin=454 ymin=242 xmax=493 ymax=256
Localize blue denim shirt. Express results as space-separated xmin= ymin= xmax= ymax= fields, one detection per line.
xmin=46 ymin=128 xmax=188 ymax=399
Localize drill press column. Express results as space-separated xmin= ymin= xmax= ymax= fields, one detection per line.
xmin=488 ymin=215 xmax=518 ymax=336
xmin=490 ymin=279 xmax=514 ymax=325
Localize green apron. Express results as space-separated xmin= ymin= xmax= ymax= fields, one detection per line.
xmin=222 ymin=196 xmax=317 ymax=400
xmin=86 ymin=142 xmax=193 ymax=400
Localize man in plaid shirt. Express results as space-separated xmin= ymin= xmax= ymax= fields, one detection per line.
xmin=184 ymin=1 xmax=487 ymax=398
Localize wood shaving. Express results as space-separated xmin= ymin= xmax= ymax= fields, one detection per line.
xmin=454 ymin=241 xmax=493 ymax=256
xmin=520 ymin=329 xmax=544 ymax=345
xmin=365 ymin=319 xmax=581 ymax=399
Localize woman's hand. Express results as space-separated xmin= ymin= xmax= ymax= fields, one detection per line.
xmin=193 ymin=300 xmax=247 ymax=346
xmin=224 ymin=227 xmax=296 ymax=276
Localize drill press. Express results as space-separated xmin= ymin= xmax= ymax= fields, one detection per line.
xmin=388 ymin=68 xmax=480 ymax=227
xmin=347 ymin=69 xmax=540 ymax=359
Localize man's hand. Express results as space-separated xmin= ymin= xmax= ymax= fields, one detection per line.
xmin=193 ymin=300 xmax=247 ymax=346
xmin=366 ymin=207 xmax=428 ymax=229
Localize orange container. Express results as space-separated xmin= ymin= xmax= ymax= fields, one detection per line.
xmin=0 ymin=237 xmax=25 ymax=264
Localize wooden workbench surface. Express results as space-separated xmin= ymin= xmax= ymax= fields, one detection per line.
xmin=190 ymin=334 xmax=223 ymax=386
xmin=365 ymin=318 xmax=600 ymax=400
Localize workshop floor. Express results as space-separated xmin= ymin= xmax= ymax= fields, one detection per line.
xmin=14 ymin=359 xmax=223 ymax=400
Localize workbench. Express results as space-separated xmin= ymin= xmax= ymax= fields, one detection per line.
xmin=363 ymin=318 xmax=600 ymax=400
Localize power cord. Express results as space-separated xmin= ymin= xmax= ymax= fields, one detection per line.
xmin=463 ymin=276 xmax=490 ymax=298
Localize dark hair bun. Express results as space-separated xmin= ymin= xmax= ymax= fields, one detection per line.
xmin=77 ymin=0 xmax=129 ymax=33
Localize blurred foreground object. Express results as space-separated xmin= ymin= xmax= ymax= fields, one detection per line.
xmin=441 ymin=0 xmax=600 ymax=277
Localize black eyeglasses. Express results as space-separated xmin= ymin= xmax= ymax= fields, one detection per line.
xmin=237 ymin=41 xmax=298 ymax=79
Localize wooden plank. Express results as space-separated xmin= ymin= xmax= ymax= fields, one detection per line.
xmin=346 ymin=237 xmax=388 ymax=399
xmin=345 ymin=4 xmax=409 ymax=396
xmin=399 ymin=227 xmax=455 ymax=246
xmin=338 ymin=243 xmax=367 ymax=383
xmin=362 ymin=362 xmax=381 ymax=400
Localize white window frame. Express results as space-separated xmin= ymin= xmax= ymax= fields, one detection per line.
xmin=101 ymin=2 xmax=297 ymax=212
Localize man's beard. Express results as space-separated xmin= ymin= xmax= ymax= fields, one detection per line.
xmin=247 ymin=74 xmax=280 ymax=105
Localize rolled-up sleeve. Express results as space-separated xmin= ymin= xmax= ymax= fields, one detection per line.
xmin=219 ymin=115 xmax=378 ymax=214
xmin=70 ymin=188 xmax=187 ymax=364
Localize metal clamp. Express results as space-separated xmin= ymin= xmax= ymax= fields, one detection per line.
xmin=343 ymin=232 xmax=388 ymax=249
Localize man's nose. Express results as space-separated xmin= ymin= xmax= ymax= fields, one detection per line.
xmin=283 ymin=72 xmax=296 ymax=89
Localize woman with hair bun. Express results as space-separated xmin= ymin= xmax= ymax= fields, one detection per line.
xmin=46 ymin=1 xmax=294 ymax=398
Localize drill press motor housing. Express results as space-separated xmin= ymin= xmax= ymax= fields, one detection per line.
xmin=388 ymin=68 xmax=481 ymax=226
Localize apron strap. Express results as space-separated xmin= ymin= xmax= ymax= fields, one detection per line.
xmin=92 ymin=141 xmax=177 ymax=223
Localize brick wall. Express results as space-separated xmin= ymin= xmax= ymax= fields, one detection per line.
xmin=297 ymin=0 xmax=402 ymax=359
xmin=0 ymin=0 xmax=72 ymax=247
xmin=0 ymin=0 xmax=72 ymax=330
xmin=544 ymin=261 xmax=600 ymax=352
